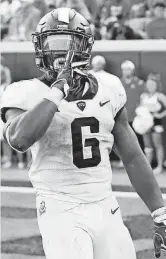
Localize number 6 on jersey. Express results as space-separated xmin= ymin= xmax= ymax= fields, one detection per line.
xmin=71 ymin=117 xmax=101 ymax=168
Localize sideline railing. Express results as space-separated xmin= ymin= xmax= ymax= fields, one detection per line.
xmin=1 ymin=40 xmax=166 ymax=53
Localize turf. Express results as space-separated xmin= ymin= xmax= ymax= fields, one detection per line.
xmin=1 ymin=207 xmax=164 ymax=258
xmin=137 ymin=249 xmax=166 ymax=259
xmin=124 ymin=215 xmax=153 ymax=240
xmin=2 ymin=167 xmax=166 ymax=259
xmin=2 ymin=236 xmax=44 ymax=256
xmin=2 ymin=235 xmax=166 ymax=259
xmin=1 ymin=207 xmax=36 ymax=219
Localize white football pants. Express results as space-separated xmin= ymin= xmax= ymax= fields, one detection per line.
xmin=36 ymin=193 xmax=136 ymax=259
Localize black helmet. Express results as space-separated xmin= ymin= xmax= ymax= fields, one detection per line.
xmin=32 ymin=8 xmax=94 ymax=74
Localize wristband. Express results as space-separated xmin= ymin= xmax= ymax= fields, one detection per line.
xmin=43 ymin=87 xmax=64 ymax=107
xmin=151 ymin=207 xmax=166 ymax=218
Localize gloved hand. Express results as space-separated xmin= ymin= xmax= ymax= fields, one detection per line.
xmin=51 ymin=50 xmax=74 ymax=97
xmin=57 ymin=50 xmax=74 ymax=86
xmin=152 ymin=207 xmax=166 ymax=258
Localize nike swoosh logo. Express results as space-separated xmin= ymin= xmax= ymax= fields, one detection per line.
xmin=111 ymin=207 xmax=119 ymax=215
xmin=99 ymin=100 xmax=110 ymax=107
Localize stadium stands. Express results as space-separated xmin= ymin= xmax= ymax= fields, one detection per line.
xmin=1 ymin=0 xmax=166 ymax=41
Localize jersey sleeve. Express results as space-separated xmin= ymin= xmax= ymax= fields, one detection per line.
xmin=0 ymin=79 xmax=49 ymax=123
xmin=111 ymin=76 xmax=127 ymax=117
xmin=1 ymin=81 xmax=29 ymax=123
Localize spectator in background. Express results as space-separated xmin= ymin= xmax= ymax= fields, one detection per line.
xmin=84 ymin=0 xmax=101 ymax=22
xmin=33 ymin=0 xmax=48 ymax=18
xmin=99 ymin=0 xmax=130 ymax=20
xmin=146 ymin=2 xmax=166 ymax=39
xmin=53 ymin=0 xmax=67 ymax=8
xmin=147 ymin=0 xmax=166 ymax=9
xmin=46 ymin=1 xmax=56 ymax=12
xmin=0 ymin=56 xmax=31 ymax=169
xmin=4 ymin=1 xmax=41 ymax=41
xmin=105 ymin=18 xmax=143 ymax=39
xmin=113 ymin=60 xmax=145 ymax=168
xmin=126 ymin=3 xmax=149 ymax=39
xmin=0 ymin=56 xmax=12 ymax=169
xmin=91 ymin=15 xmax=102 ymax=40
xmin=0 ymin=56 xmax=11 ymax=92
xmin=90 ymin=55 xmax=106 ymax=75
xmin=114 ymin=60 xmax=145 ymax=168
xmin=52 ymin=0 xmax=92 ymax=22
xmin=1 ymin=14 xmax=10 ymax=40
xmin=121 ymin=60 xmax=145 ymax=149
xmin=0 ymin=0 xmax=21 ymax=20
xmin=92 ymin=5 xmax=109 ymax=40
xmin=95 ymin=0 xmax=136 ymax=40
xmin=0 ymin=0 xmax=21 ymax=39
xmin=65 ymin=0 xmax=92 ymax=22
xmin=140 ymin=73 xmax=166 ymax=174
xmin=109 ymin=0 xmax=130 ymax=19
xmin=102 ymin=6 xmax=143 ymax=40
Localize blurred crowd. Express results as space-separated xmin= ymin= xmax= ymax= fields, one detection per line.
xmin=1 ymin=54 xmax=166 ymax=173
xmin=0 ymin=56 xmax=31 ymax=169
xmin=1 ymin=0 xmax=166 ymax=41
xmin=90 ymin=55 xmax=166 ymax=174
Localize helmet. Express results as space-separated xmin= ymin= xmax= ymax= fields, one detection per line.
xmin=32 ymin=8 xmax=94 ymax=75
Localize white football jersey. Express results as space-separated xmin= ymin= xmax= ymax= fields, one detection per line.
xmin=1 ymin=73 xmax=126 ymax=202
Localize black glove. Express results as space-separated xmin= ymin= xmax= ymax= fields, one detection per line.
xmin=51 ymin=50 xmax=74 ymax=97
xmin=66 ymin=69 xmax=99 ymax=102
xmin=57 ymin=50 xmax=74 ymax=86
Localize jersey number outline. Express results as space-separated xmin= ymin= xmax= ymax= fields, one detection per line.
xmin=71 ymin=117 xmax=101 ymax=168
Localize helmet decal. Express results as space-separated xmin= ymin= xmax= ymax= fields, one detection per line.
xmin=57 ymin=8 xmax=70 ymax=23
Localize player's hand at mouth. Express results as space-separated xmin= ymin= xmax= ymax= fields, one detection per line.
xmin=51 ymin=50 xmax=74 ymax=97
xmin=58 ymin=51 xmax=74 ymax=81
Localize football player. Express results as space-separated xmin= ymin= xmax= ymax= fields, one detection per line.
xmin=1 ymin=7 xmax=166 ymax=259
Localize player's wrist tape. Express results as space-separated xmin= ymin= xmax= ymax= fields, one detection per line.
xmin=52 ymin=79 xmax=67 ymax=89
xmin=151 ymin=207 xmax=166 ymax=222
xmin=43 ymin=87 xmax=64 ymax=107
